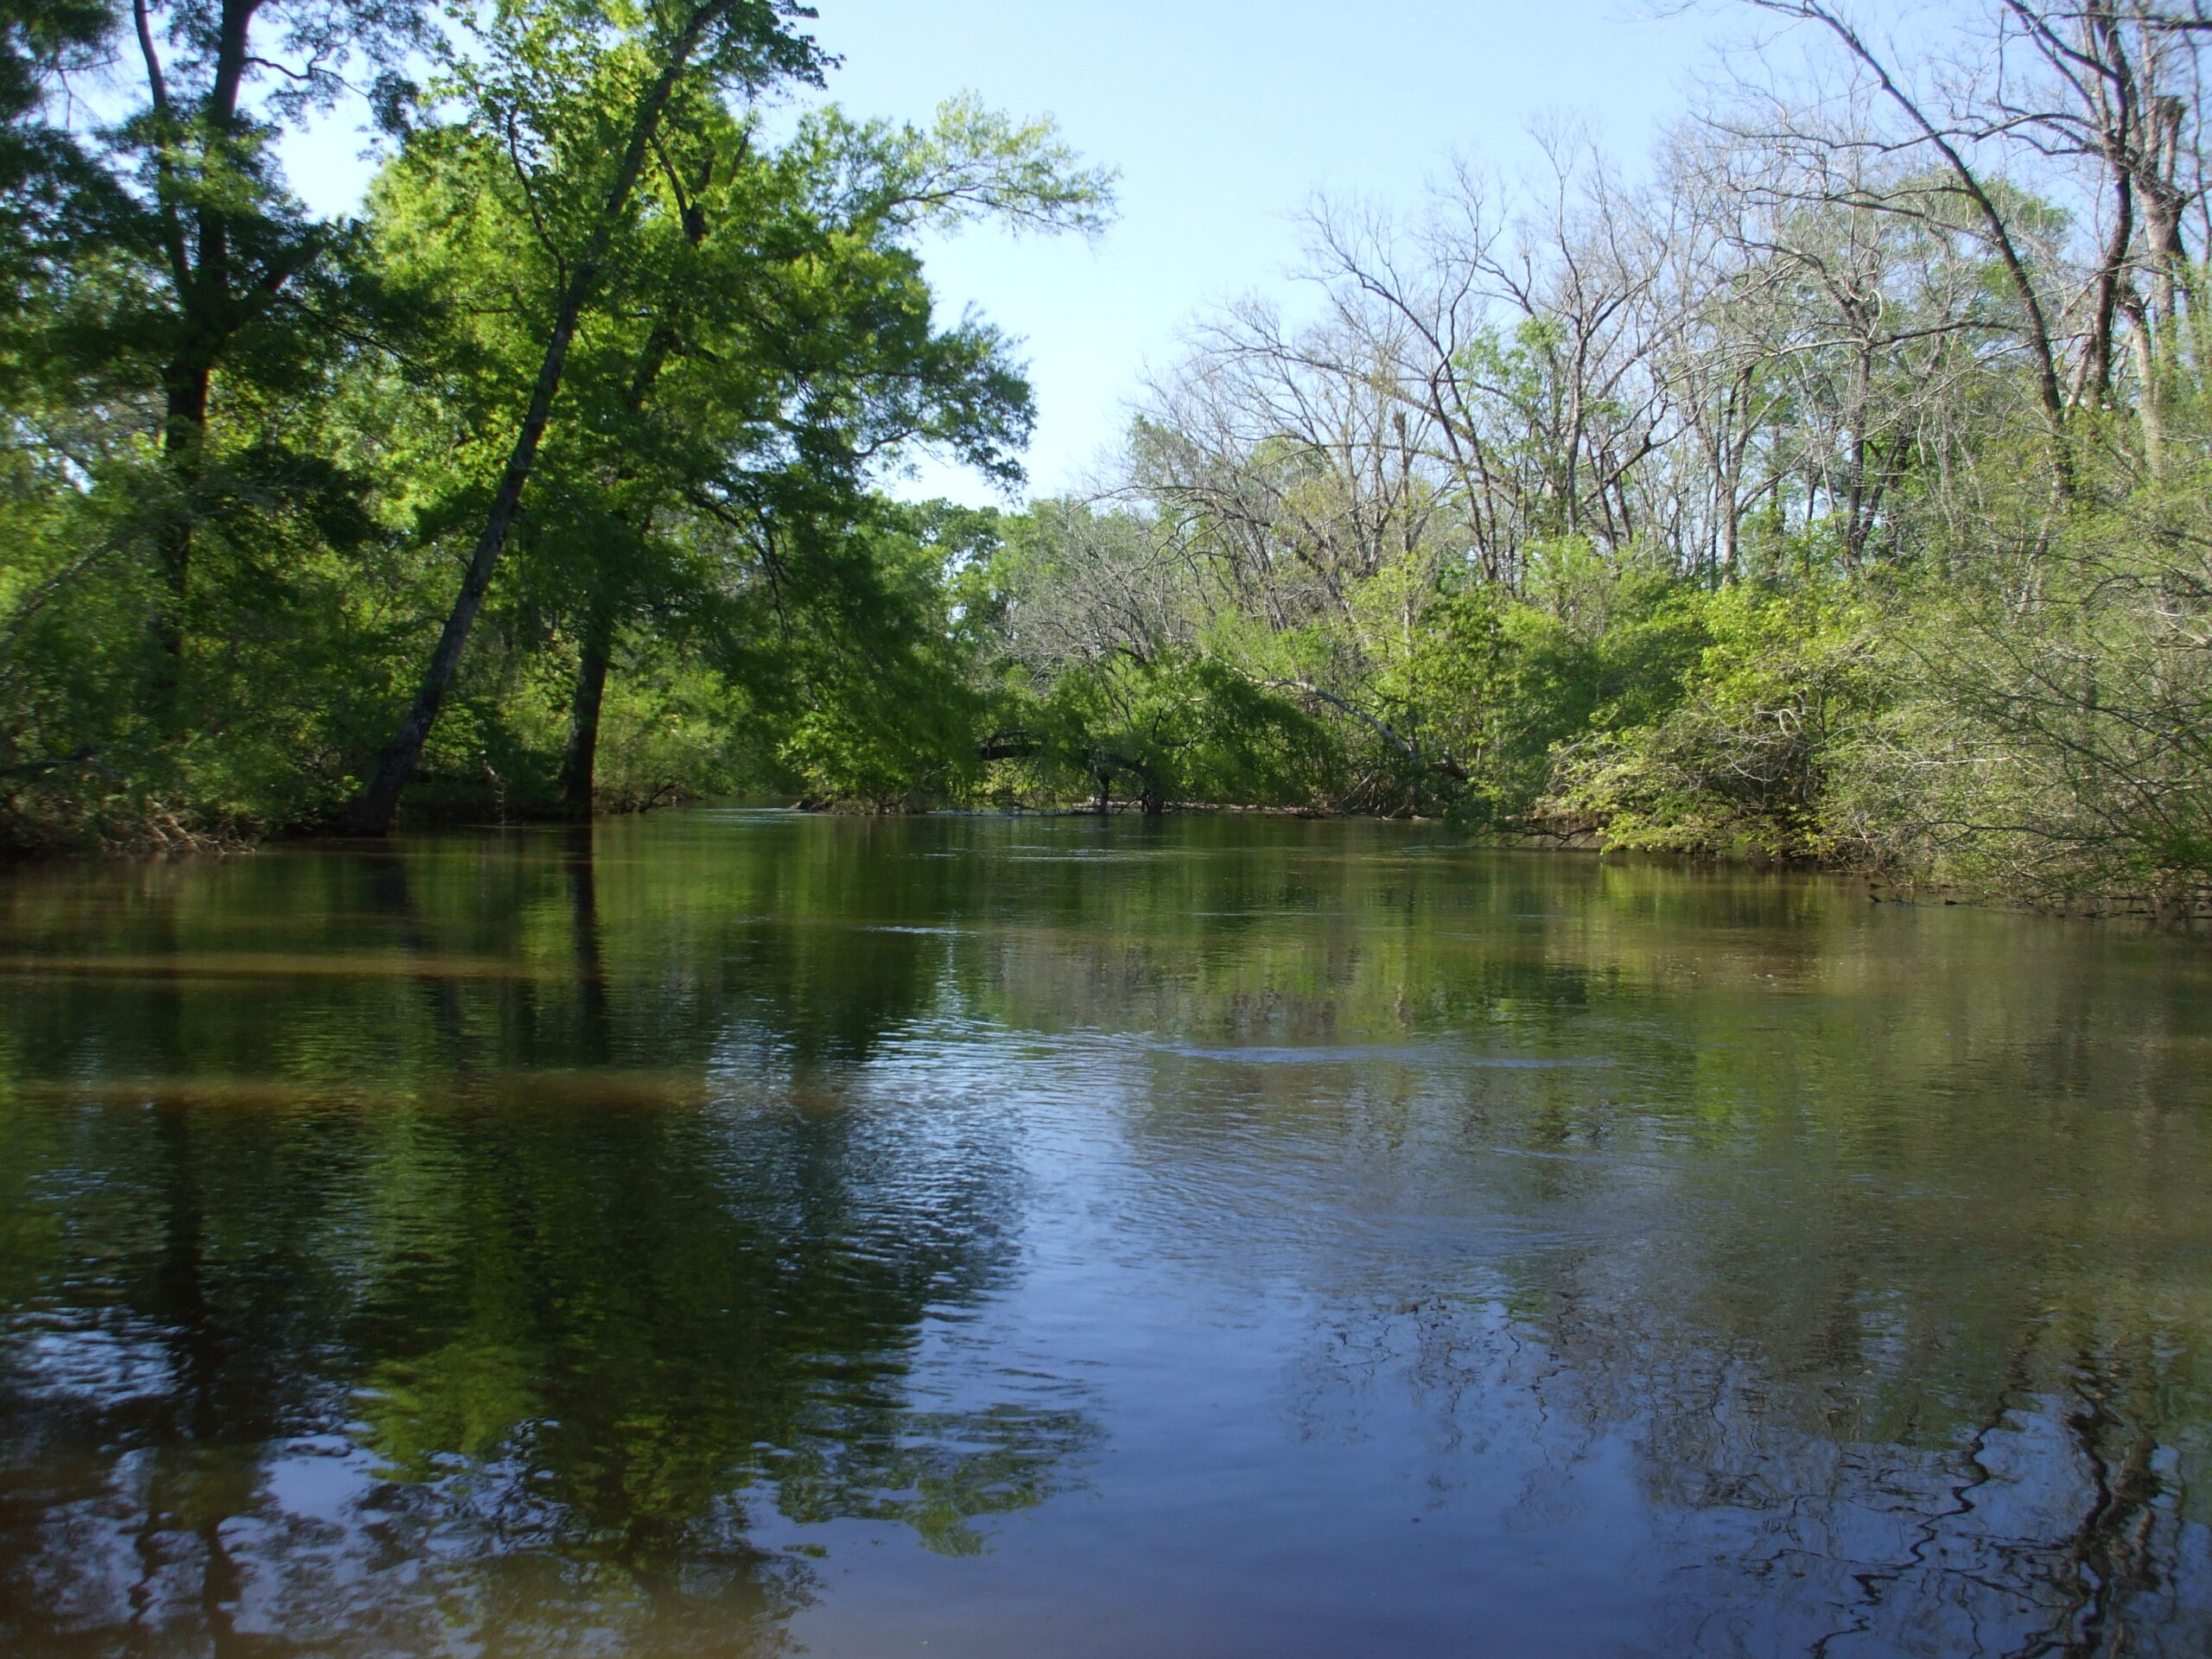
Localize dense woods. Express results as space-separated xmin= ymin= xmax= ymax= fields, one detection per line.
xmin=3 ymin=0 xmax=2211 ymax=907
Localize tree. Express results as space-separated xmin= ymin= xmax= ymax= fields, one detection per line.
xmin=536 ymin=98 xmax=1110 ymax=816
xmin=93 ymin=0 xmax=428 ymax=663
xmin=342 ymin=0 xmax=826 ymax=834
xmin=350 ymin=69 xmax=1110 ymax=824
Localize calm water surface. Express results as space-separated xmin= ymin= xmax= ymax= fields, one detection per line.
xmin=1 ymin=811 xmax=2208 ymax=1657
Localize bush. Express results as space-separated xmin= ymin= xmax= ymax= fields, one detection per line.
xmin=1543 ymin=586 xmax=1879 ymax=859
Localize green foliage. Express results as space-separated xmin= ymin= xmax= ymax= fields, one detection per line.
xmin=3 ymin=0 xmax=2210 ymax=913
xmin=1834 ymin=480 xmax=2212 ymax=899
xmin=774 ymin=507 xmax=995 ymax=811
xmin=1379 ymin=542 xmax=1713 ymax=828
xmin=1013 ymin=652 xmax=1326 ymax=811
xmin=0 ymin=0 xmax=1110 ymax=850
xmin=1545 ymin=585 xmax=1879 ymax=858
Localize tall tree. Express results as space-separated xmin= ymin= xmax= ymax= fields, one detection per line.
xmin=345 ymin=0 xmax=824 ymax=834
xmin=99 ymin=0 xmax=425 ymax=660
xmin=541 ymin=99 xmax=1110 ymax=814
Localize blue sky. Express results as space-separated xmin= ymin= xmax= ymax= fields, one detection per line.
xmin=281 ymin=1 xmax=1737 ymax=505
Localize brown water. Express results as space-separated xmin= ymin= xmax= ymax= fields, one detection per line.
xmin=0 ymin=810 xmax=2208 ymax=1657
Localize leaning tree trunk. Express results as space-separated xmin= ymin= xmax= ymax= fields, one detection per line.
xmin=344 ymin=0 xmax=738 ymax=836
xmin=344 ymin=302 xmax=586 ymax=834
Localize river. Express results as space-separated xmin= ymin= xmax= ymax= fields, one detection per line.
xmin=1 ymin=810 xmax=2207 ymax=1656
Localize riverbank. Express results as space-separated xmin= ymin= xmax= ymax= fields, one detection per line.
xmin=10 ymin=796 xmax=2206 ymax=930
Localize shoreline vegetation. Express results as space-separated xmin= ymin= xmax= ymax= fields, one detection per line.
xmin=3 ymin=3 xmax=2211 ymax=921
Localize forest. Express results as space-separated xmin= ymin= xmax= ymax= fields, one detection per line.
xmin=2 ymin=0 xmax=2209 ymax=910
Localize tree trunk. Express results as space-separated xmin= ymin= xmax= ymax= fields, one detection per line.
xmin=345 ymin=297 xmax=586 ymax=834
xmin=560 ymin=604 xmax=613 ymax=818
xmin=2127 ymin=302 xmax=2165 ymax=476
xmin=135 ymin=0 xmax=251 ymax=690
xmin=152 ymin=363 xmax=209 ymax=677
xmin=551 ymin=194 xmax=707 ymax=823
xmin=2081 ymin=168 xmax=2135 ymax=409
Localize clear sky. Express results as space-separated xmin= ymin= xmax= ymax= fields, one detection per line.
xmin=279 ymin=1 xmax=1737 ymax=505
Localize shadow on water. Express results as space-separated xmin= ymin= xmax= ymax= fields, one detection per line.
xmin=0 ymin=811 xmax=2205 ymax=1656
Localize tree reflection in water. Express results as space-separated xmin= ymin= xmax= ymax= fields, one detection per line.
xmin=0 ymin=813 xmax=2204 ymax=1656
xmin=0 ymin=826 xmax=1094 ymax=1656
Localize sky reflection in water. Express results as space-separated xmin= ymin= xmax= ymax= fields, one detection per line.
xmin=0 ymin=810 xmax=2208 ymax=1657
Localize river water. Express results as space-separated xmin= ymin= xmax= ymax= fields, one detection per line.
xmin=0 ymin=810 xmax=2207 ymax=1657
